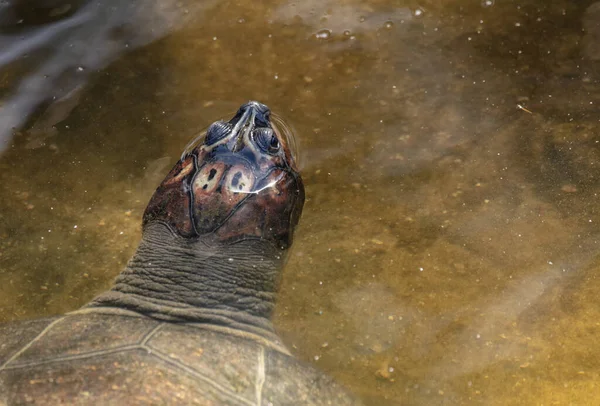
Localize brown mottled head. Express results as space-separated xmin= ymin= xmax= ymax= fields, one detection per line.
xmin=143 ymin=101 xmax=305 ymax=249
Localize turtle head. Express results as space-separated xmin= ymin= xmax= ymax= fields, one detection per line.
xmin=142 ymin=101 xmax=305 ymax=250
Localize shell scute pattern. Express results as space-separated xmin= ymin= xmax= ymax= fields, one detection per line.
xmin=0 ymin=311 xmax=359 ymax=405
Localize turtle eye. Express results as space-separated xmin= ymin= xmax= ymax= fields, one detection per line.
xmin=253 ymin=128 xmax=280 ymax=154
xmin=205 ymin=121 xmax=232 ymax=146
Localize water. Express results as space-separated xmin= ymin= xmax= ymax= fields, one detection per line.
xmin=1 ymin=0 xmax=600 ymax=404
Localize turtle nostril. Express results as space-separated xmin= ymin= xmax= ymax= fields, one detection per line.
xmin=241 ymin=101 xmax=271 ymax=126
xmin=244 ymin=100 xmax=269 ymax=112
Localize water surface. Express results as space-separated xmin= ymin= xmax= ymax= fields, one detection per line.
xmin=1 ymin=0 xmax=600 ymax=404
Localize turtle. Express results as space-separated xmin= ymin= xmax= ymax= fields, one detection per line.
xmin=0 ymin=101 xmax=361 ymax=405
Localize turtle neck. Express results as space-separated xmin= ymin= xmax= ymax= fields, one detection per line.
xmin=86 ymin=222 xmax=287 ymax=341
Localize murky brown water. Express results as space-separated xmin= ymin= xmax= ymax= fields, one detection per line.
xmin=2 ymin=0 xmax=600 ymax=404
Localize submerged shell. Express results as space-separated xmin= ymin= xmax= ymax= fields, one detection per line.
xmin=0 ymin=309 xmax=359 ymax=405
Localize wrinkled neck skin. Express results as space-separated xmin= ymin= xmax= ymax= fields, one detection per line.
xmin=86 ymin=222 xmax=287 ymax=342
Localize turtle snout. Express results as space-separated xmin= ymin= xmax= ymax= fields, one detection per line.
xmin=240 ymin=101 xmax=271 ymax=126
xmin=228 ymin=101 xmax=273 ymax=153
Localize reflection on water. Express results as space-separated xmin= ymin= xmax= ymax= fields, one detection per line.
xmin=0 ymin=0 xmax=219 ymax=152
xmin=2 ymin=0 xmax=600 ymax=404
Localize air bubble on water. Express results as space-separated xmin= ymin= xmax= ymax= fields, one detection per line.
xmin=384 ymin=21 xmax=394 ymax=29
xmin=481 ymin=0 xmax=494 ymax=7
xmin=413 ymin=8 xmax=424 ymax=17
xmin=315 ymin=29 xmax=331 ymax=39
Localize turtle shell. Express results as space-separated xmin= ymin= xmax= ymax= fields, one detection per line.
xmin=0 ymin=308 xmax=360 ymax=405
